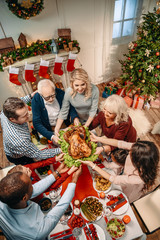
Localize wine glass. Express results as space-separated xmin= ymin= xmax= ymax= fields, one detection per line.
xmin=103 ymin=206 xmax=113 ymax=221
xmin=72 ymin=227 xmax=82 ymax=240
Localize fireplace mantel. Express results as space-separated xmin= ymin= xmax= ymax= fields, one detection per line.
xmin=3 ymin=49 xmax=79 ymax=95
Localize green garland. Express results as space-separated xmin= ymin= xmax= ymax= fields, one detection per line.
xmin=0 ymin=38 xmax=80 ymax=71
xmin=6 ymin=0 xmax=44 ymax=20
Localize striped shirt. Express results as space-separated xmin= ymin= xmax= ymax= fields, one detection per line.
xmin=0 ymin=95 xmax=61 ymax=160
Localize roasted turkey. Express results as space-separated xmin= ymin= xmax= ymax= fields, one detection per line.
xmin=63 ymin=126 xmax=92 ymax=159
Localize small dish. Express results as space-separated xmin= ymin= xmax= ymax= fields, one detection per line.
xmin=39 ymin=197 xmax=52 ymax=212
xmin=70 ymin=215 xmax=85 ymax=229
xmin=93 ymin=174 xmax=112 ymax=193
xmin=49 ymin=187 xmax=62 ymax=202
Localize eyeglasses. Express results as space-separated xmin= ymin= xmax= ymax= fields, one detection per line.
xmin=42 ymin=94 xmax=56 ymax=101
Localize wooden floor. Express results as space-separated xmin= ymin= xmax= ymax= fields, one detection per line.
xmin=0 ymin=83 xmax=160 ymax=239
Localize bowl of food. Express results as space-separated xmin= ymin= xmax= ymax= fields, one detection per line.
xmin=93 ymin=174 xmax=112 ymax=193
xmin=106 ymin=218 xmax=126 ymax=239
xmin=70 ymin=215 xmax=85 ymax=229
xmin=39 ymin=197 xmax=52 ymax=213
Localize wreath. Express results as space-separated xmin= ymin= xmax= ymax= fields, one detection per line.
xmin=6 ymin=0 xmax=44 ymax=20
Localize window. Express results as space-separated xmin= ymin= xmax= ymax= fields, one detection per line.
xmin=112 ymin=0 xmax=143 ymax=43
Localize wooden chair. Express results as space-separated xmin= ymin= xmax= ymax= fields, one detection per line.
xmin=132 ymin=185 xmax=160 ymax=234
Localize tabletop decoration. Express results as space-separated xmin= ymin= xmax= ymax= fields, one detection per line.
xmin=58 ymin=126 xmax=98 ymax=167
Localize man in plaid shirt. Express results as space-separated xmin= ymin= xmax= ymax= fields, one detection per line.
xmin=0 ymin=93 xmax=61 ymax=165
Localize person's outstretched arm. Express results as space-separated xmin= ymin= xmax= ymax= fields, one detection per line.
xmin=90 ymin=132 xmax=119 ymax=147
xmin=35 ymin=166 xmax=82 ymax=239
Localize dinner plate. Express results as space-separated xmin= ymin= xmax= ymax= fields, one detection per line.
xmin=93 ymin=224 xmax=105 ymax=240
xmin=48 ymin=223 xmax=106 ymax=240
xmin=82 ymin=223 xmax=105 ymax=240
xmin=80 ymin=196 xmax=103 ymax=221
xmin=105 ymin=190 xmax=129 ymax=215
xmin=93 ymin=175 xmax=112 ymax=194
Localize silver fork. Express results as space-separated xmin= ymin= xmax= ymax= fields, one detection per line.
xmin=50 ymin=229 xmax=70 ymax=240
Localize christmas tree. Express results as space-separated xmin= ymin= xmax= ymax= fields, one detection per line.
xmin=119 ymin=7 xmax=160 ymax=98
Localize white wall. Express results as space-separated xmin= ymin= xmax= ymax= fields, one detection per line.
xmin=0 ymin=0 xmax=157 ymax=109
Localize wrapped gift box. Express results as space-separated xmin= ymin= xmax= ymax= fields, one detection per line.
xmin=124 ymin=96 xmax=133 ymax=107
xmin=150 ymin=97 xmax=160 ymax=108
xmin=125 ymin=89 xmax=136 ymax=98
xmin=116 ymin=88 xmax=126 ymax=97
xmin=108 ymin=81 xmax=117 ymax=87
xmin=104 ymin=86 xmax=117 ymax=95
xmin=132 ymin=94 xmax=145 ymax=109
xmin=102 ymin=91 xmax=109 ymax=98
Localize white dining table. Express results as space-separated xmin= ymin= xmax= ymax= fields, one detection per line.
xmin=48 ymin=166 xmax=145 ymax=240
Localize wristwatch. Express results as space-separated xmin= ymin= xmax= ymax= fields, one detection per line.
xmin=55 ymin=170 xmax=61 ymax=178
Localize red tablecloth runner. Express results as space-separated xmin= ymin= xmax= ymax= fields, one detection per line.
xmin=61 ymin=165 xmax=99 ymax=202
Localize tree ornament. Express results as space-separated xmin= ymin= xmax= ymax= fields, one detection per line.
xmin=158 ymin=80 xmax=160 ymax=83
xmin=130 ymin=65 xmax=133 ymax=69
xmin=156 ymin=65 xmax=160 ymax=69
xmin=6 ymin=0 xmax=44 ymax=20
xmin=128 ymin=57 xmax=131 ymax=60
xmin=128 ymin=42 xmax=134 ymax=49
xmin=146 ymin=65 xmax=154 ymax=72
xmin=156 ymin=52 xmax=160 ymax=56
xmin=131 ymin=49 xmax=135 ymax=52
xmin=138 ymin=69 xmax=142 ymax=72
xmin=155 ymin=74 xmax=158 ymax=77
xmin=130 ymin=76 xmax=133 ymax=79
xmin=145 ymin=49 xmax=151 ymax=57
xmin=134 ymin=43 xmax=138 ymax=47
xmin=142 ymin=79 xmax=145 ymax=83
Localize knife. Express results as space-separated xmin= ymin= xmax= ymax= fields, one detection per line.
xmin=50 ymin=233 xmax=73 ymax=240
xmin=50 ymin=229 xmax=71 ymax=239
xmin=108 ymin=197 xmax=126 ymax=209
xmin=86 ymin=223 xmax=93 ymax=240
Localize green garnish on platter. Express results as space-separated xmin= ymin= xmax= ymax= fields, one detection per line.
xmin=58 ymin=126 xmax=98 ymax=167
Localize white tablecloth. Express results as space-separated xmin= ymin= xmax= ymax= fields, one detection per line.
xmin=48 ymin=167 xmax=144 ymax=240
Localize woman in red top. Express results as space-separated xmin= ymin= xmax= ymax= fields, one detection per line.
xmin=89 ymin=94 xmax=137 ymax=155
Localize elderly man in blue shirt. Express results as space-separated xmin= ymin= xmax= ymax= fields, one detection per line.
xmin=0 ymin=165 xmax=82 ymax=240
xmin=31 ymin=79 xmax=79 ymax=143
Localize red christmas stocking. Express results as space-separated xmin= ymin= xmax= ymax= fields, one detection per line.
xmin=9 ymin=67 xmax=21 ymax=85
xmin=25 ymin=63 xmax=36 ymax=82
xmin=67 ymin=52 xmax=77 ymax=72
xmin=53 ymin=56 xmax=64 ymax=76
xmin=39 ymin=59 xmax=50 ymax=79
